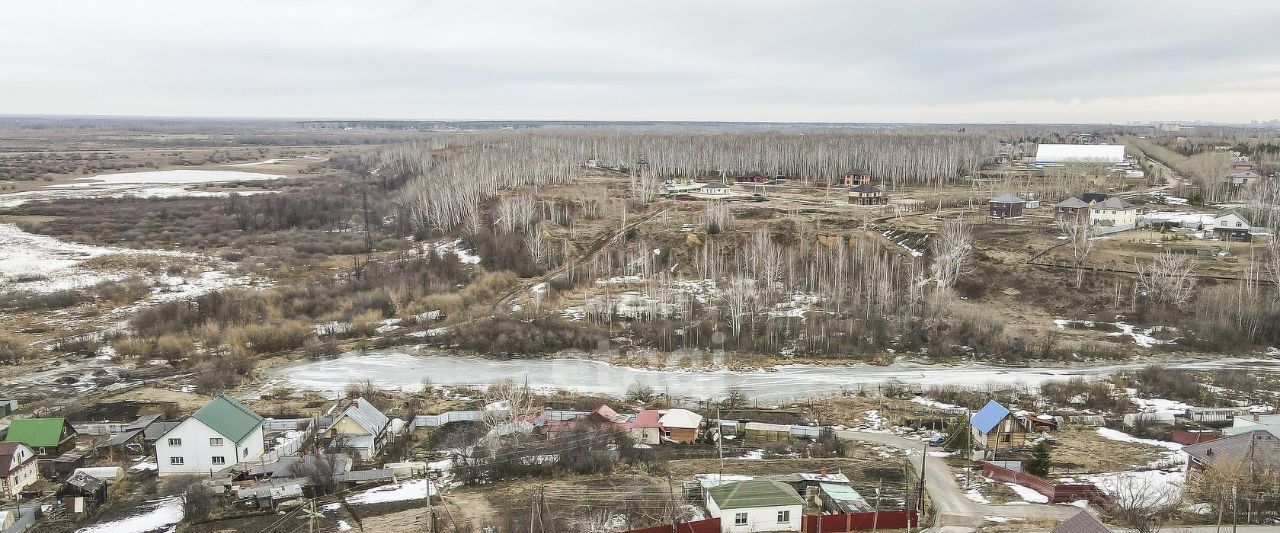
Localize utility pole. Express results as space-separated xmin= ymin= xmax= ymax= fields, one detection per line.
xmin=918 ymin=441 xmax=927 ymax=514
xmin=668 ymin=470 xmax=678 ymax=533
xmin=1231 ymin=484 xmax=1239 ymax=533
xmin=871 ymin=480 xmax=882 ymax=533
xmin=426 ymin=476 xmax=434 ymax=533
xmin=716 ymin=407 xmax=724 ymax=484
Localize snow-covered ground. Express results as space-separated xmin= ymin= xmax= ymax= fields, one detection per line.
xmin=1004 ymin=482 xmax=1049 ymax=503
xmin=346 ymin=478 xmax=437 ymax=505
xmin=0 ymin=223 xmax=250 ymax=297
xmin=1052 ymin=319 xmax=1177 ymax=348
xmin=76 ymin=496 xmax=182 ymax=533
xmin=1096 ymin=427 xmax=1183 ymax=452
xmin=429 ymin=239 xmax=482 ymax=265
xmin=0 ymin=169 xmax=285 ymax=207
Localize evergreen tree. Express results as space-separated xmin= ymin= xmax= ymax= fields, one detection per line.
xmin=1024 ymin=441 xmax=1052 ymax=477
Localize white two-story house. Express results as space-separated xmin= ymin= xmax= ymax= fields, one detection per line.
xmin=156 ymin=395 xmax=265 ymax=477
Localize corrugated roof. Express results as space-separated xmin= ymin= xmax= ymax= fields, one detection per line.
xmin=707 ymin=479 xmax=804 ymax=510
xmin=4 ymin=418 xmax=69 ymax=448
xmin=1035 ymin=144 xmax=1125 ymax=164
xmin=1092 ymin=197 xmax=1133 ymax=210
xmin=630 ymin=410 xmax=661 ymax=429
xmin=332 ymin=398 xmax=390 ymax=436
xmin=971 ymin=400 xmax=1010 ymax=435
xmin=1184 ymin=430 xmax=1280 ymax=467
xmin=1056 ymin=197 xmax=1090 ymax=209
xmin=990 ymin=193 xmax=1026 ymax=204
xmin=818 ymin=482 xmax=864 ymax=502
xmin=191 ymin=395 xmax=264 ymax=445
xmin=1053 ymin=510 xmax=1112 ymax=533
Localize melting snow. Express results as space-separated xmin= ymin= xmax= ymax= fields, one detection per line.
xmin=76 ymin=496 xmax=183 ymax=533
xmin=346 ymin=479 xmax=436 ymax=505
xmin=1004 ymin=483 xmax=1049 ymax=503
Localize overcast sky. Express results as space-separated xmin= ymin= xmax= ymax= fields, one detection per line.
xmin=4 ymin=1 xmax=1280 ymax=123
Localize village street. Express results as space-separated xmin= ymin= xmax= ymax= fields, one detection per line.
xmin=839 ymin=430 xmax=1083 ymax=530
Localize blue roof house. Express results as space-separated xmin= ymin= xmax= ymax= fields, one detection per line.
xmin=969 ymin=400 xmax=1030 ymax=452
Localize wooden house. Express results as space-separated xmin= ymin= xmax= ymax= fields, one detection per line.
xmin=0 ymin=442 xmax=38 ymax=498
xmin=658 ymin=409 xmax=702 ymax=443
xmin=3 ymin=418 xmax=77 ymax=458
xmin=969 ymin=400 xmax=1031 ymax=452
xmin=988 ymin=193 xmax=1027 ymax=219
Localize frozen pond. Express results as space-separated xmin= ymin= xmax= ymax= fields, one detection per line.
xmin=262 ymin=349 xmax=1280 ymax=401
xmin=0 ymin=169 xmax=284 ymax=207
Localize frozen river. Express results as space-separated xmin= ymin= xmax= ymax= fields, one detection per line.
xmin=262 ymin=349 xmax=1280 ymax=401
xmin=0 ymin=169 xmax=284 ymax=207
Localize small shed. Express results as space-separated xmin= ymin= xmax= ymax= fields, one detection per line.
xmin=57 ymin=471 xmax=107 ymax=516
xmin=658 ymin=409 xmax=703 ymax=443
xmin=988 ymin=193 xmax=1027 ymax=219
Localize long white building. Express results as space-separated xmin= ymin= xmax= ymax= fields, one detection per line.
xmin=1035 ymin=144 xmax=1126 ymax=164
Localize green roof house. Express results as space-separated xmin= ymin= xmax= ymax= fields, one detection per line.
xmin=707 ymin=479 xmax=804 ymax=532
xmin=3 ymin=418 xmax=76 ymax=457
xmin=155 ymin=395 xmax=265 ymax=477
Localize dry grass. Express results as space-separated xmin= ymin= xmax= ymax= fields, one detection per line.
xmin=1047 ymin=427 xmax=1169 ymax=473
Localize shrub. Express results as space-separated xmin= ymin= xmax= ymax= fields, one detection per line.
xmin=226 ymin=321 xmax=313 ymax=356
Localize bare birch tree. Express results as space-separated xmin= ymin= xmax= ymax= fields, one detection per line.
xmin=1135 ymin=251 xmax=1197 ymax=309
xmin=1058 ymin=216 xmax=1096 ymax=288
xmin=929 ymin=217 xmax=973 ymax=290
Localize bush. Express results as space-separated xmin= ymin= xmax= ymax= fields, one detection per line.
xmin=227 ymin=321 xmax=313 ymax=356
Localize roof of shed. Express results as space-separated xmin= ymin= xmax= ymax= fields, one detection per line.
xmin=971 ymin=400 xmax=1011 ymax=435
xmin=332 ymin=398 xmax=390 ymax=436
xmin=990 ymin=193 xmax=1026 ymax=204
xmin=1053 ymin=510 xmax=1113 ymax=533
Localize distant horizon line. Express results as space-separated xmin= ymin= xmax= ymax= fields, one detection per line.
xmin=0 ymin=113 xmax=1275 ymax=128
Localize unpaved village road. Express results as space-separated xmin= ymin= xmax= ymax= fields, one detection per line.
xmin=838 ymin=430 xmax=1081 ymax=530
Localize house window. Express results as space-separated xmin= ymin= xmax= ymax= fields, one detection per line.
xmin=734 ymin=512 xmax=748 ymax=526
xmin=168 ymin=438 xmax=182 ymax=447
xmin=212 ymin=456 xmax=226 ymax=465
xmin=210 ymin=438 xmax=223 ymax=446
xmin=777 ymin=510 xmax=790 ymax=523
xmin=170 ymin=456 xmax=185 ymax=465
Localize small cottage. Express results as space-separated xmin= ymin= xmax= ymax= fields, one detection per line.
xmin=1183 ymin=429 xmax=1280 ymax=478
xmin=0 ymin=442 xmax=38 ymax=498
xmin=1212 ymin=212 xmax=1252 ymax=241
xmin=847 ymin=182 xmax=886 ymax=205
xmin=1054 ymin=197 xmax=1091 ymax=220
xmin=324 ymin=398 xmax=393 ymax=461
xmin=3 ymin=418 xmax=77 ymax=458
xmin=658 ymin=409 xmax=703 ymax=443
xmin=706 ymin=479 xmax=804 ymax=533
xmin=970 ymin=400 xmax=1031 ymax=452
xmin=988 ymin=193 xmax=1027 ymax=219
xmin=701 ymin=183 xmax=731 ymax=196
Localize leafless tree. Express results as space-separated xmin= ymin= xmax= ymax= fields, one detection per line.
xmin=1058 ymin=216 xmax=1096 ymax=288
xmin=479 ymin=379 xmax=536 ymax=449
xmin=1135 ymin=251 xmax=1198 ymax=309
xmin=721 ymin=277 xmax=757 ymax=339
xmin=703 ymin=201 xmax=734 ymax=234
xmin=1105 ymin=474 xmax=1182 ymax=533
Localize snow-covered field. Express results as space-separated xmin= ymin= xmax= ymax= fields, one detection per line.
xmin=0 ymin=223 xmax=252 ymax=297
xmin=76 ymin=496 xmax=182 ymax=533
xmin=345 ymin=478 xmax=437 ymax=504
xmin=0 ymin=169 xmax=285 ymax=207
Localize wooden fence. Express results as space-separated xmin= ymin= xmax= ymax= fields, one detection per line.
xmin=981 ymin=461 xmax=1109 ymax=505
xmin=803 ymin=510 xmax=919 ymax=532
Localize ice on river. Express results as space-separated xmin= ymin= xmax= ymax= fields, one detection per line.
xmin=0 ymin=169 xmax=285 ymax=207
xmin=262 ymin=349 xmax=1280 ymax=402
